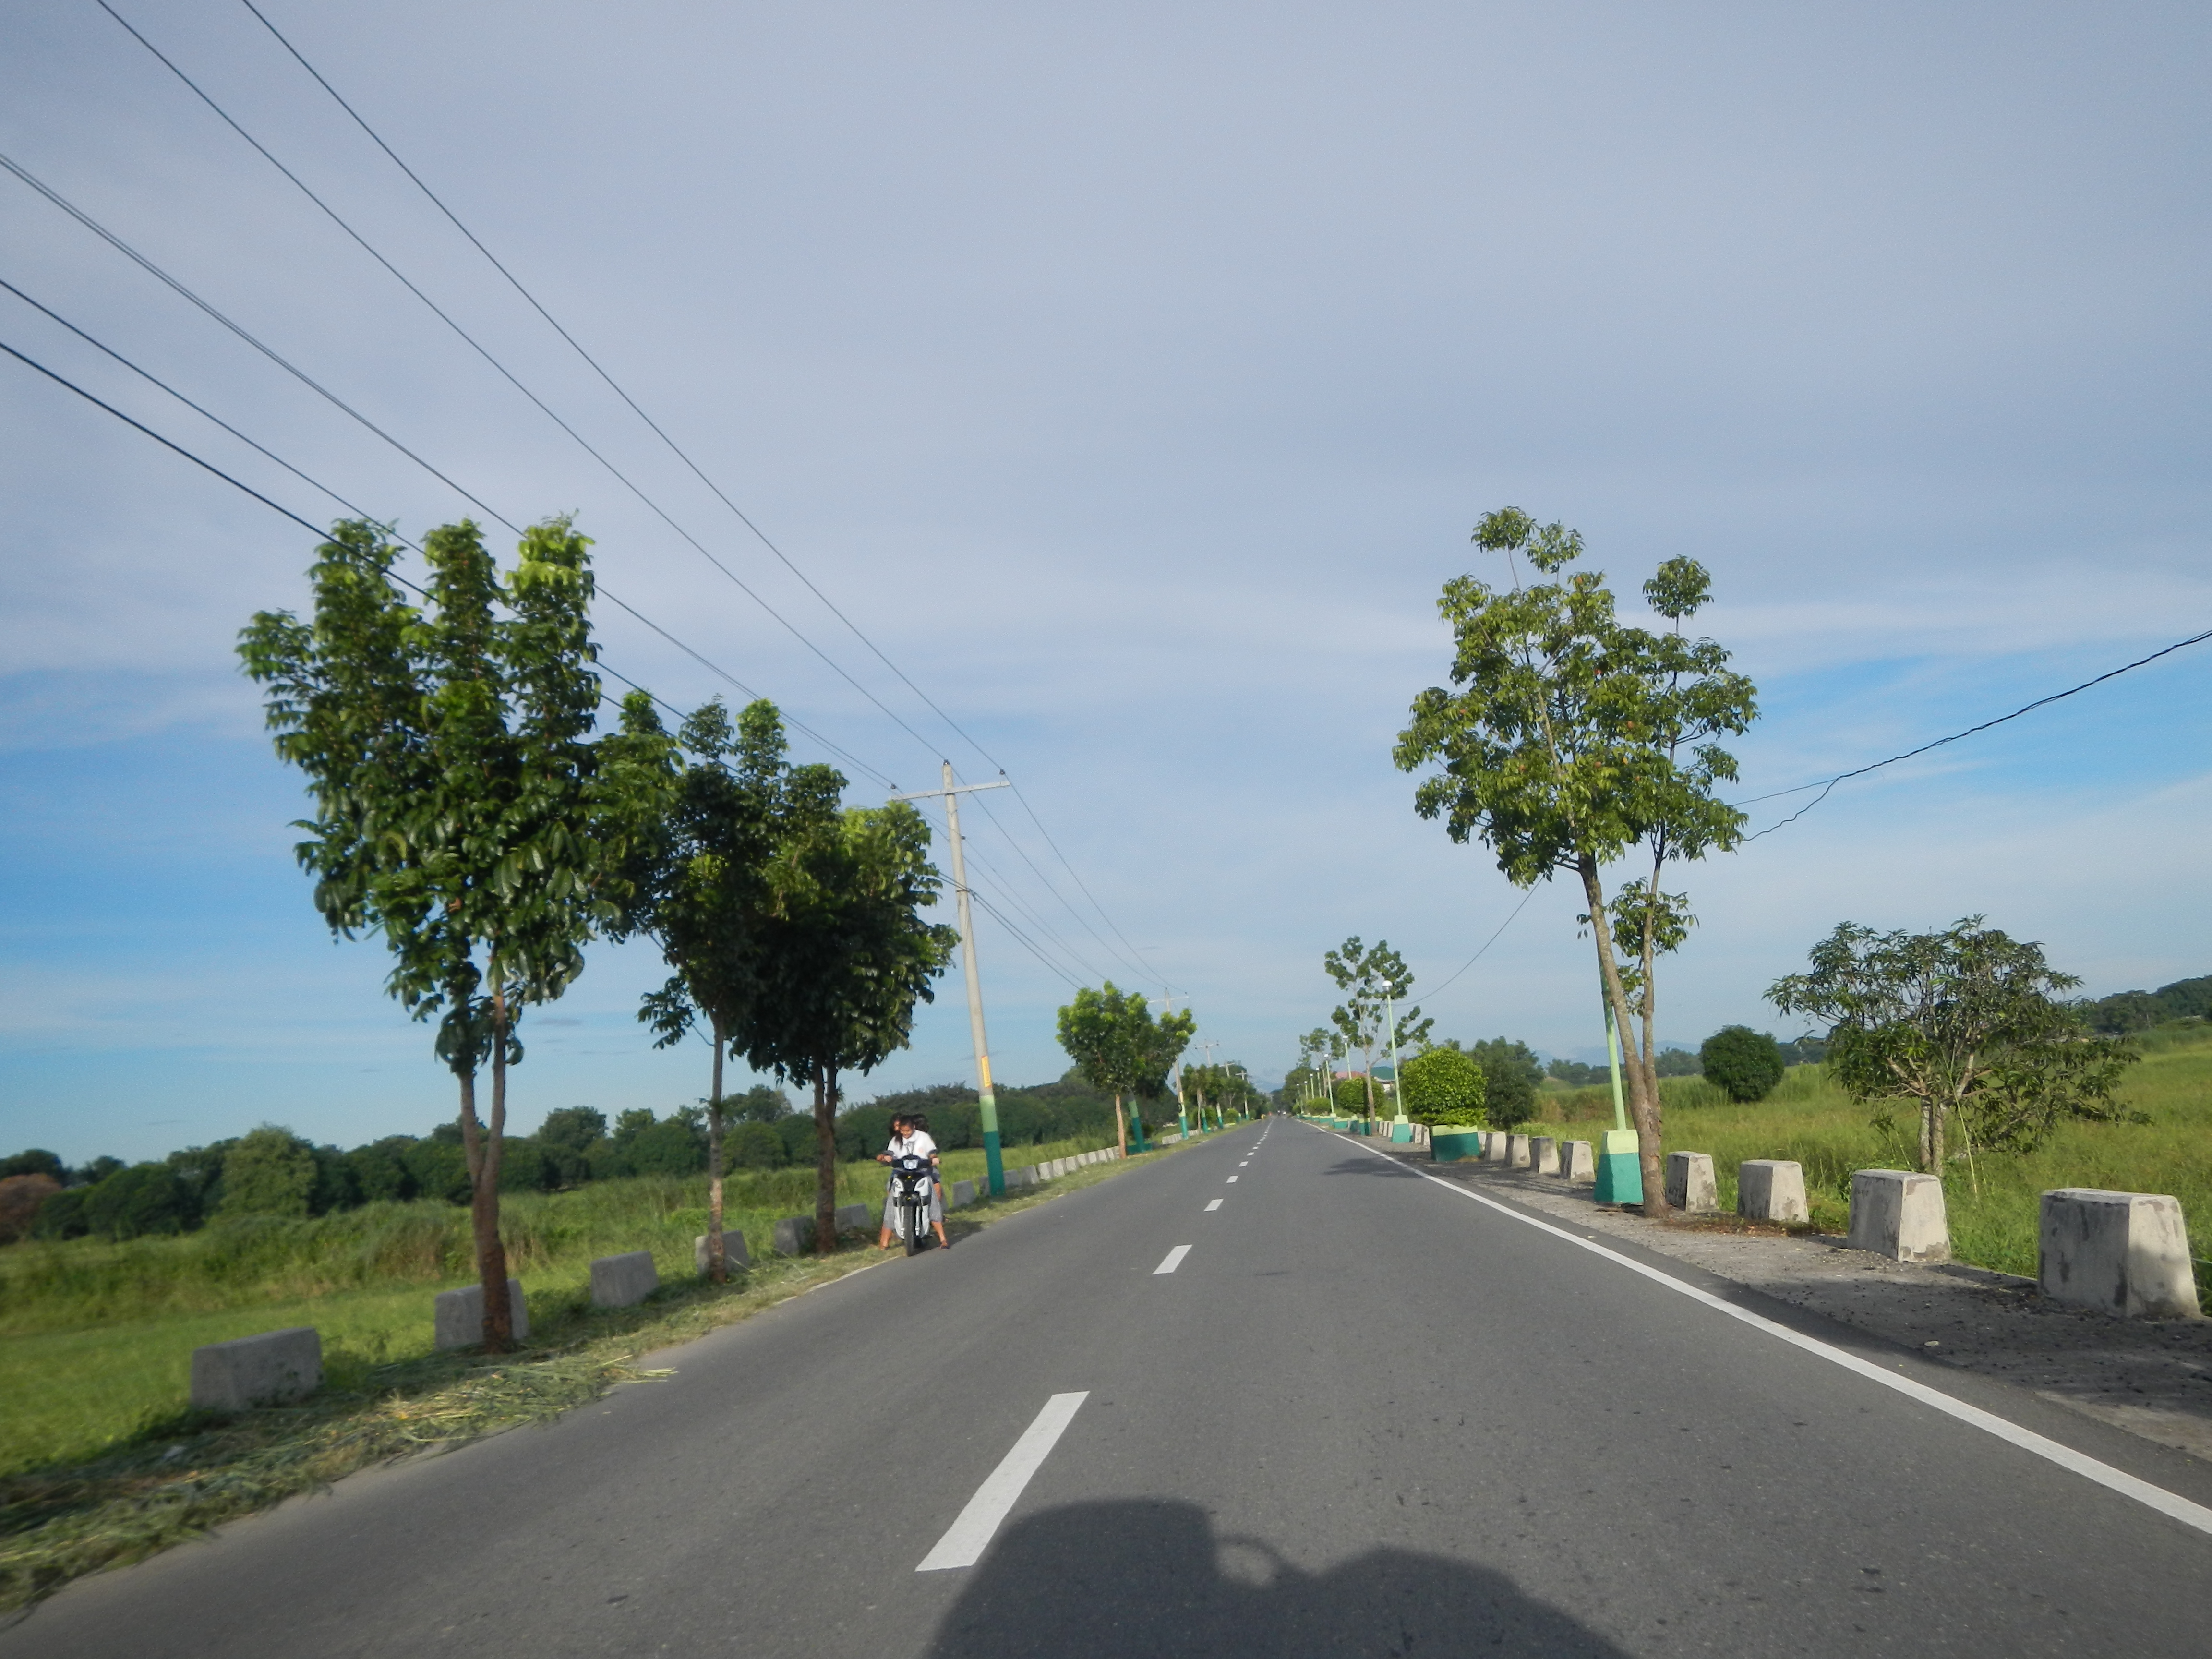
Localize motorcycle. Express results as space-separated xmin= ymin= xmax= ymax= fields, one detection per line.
xmin=888 ymin=1152 xmax=936 ymax=1256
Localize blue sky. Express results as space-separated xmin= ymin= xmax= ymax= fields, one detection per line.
xmin=3 ymin=1 xmax=2207 ymax=1165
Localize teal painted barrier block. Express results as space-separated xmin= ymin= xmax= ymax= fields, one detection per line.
xmin=1593 ymin=1129 xmax=1642 ymax=1205
xmin=1431 ymin=1127 xmax=1482 ymax=1163
xmin=1390 ymin=1123 xmax=1413 ymax=1143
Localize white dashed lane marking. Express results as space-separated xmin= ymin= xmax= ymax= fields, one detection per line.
xmin=1204 ymin=1199 xmax=1223 ymax=1212
xmin=916 ymin=1393 xmax=1090 ymax=1571
xmin=1154 ymin=1245 xmax=1192 ymax=1274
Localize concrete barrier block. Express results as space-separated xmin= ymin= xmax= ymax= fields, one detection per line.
xmin=191 ymin=1326 xmax=321 ymax=1412
xmin=950 ymin=1179 xmax=976 ymax=1209
xmin=1483 ymin=1132 xmax=1510 ymax=1164
xmin=1847 ymin=1170 xmax=1949 ymax=1263
xmin=1665 ymin=1152 xmax=1719 ymax=1214
xmin=590 ymin=1250 xmax=659 ymax=1309
xmin=694 ymin=1231 xmax=753 ymax=1275
xmin=772 ymin=1214 xmax=816 ymax=1255
xmin=1737 ymin=1160 xmax=1808 ymax=1224
xmin=1560 ymin=1141 xmax=1596 ymax=1183
xmin=1529 ymin=1136 xmax=1559 ymax=1176
xmin=1505 ymin=1134 xmax=1532 ymax=1169
xmin=2040 ymin=1189 xmax=2201 ymax=1319
xmin=434 ymin=1279 xmax=529 ymax=1349
xmin=834 ymin=1202 xmax=869 ymax=1235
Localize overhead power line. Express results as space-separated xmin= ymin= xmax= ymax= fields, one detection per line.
xmin=0 ymin=314 xmax=884 ymax=781
xmin=109 ymin=3 xmax=1168 ymax=990
xmin=92 ymin=1 xmax=951 ymax=768
xmin=1738 ymin=625 xmax=2212 ymax=839
xmin=231 ymin=0 xmax=1010 ymax=779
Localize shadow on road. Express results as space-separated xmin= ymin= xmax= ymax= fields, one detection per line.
xmin=921 ymin=1499 xmax=1627 ymax=1658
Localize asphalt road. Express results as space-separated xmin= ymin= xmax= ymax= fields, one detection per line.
xmin=9 ymin=1118 xmax=2212 ymax=1657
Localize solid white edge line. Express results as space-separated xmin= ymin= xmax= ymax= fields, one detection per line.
xmin=916 ymin=1391 xmax=1090 ymax=1571
xmin=1331 ymin=1127 xmax=2212 ymax=1538
xmin=1154 ymin=1244 xmax=1192 ymax=1274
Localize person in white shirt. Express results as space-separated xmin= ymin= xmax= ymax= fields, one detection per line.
xmin=876 ymin=1112 xmax=950 ymax=1250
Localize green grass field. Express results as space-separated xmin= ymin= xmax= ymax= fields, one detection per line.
xmin=1505 ymin=1024 xmax=2212 ymax=1281
xmin=0 ymin=1132 xmax=1116 ymax=1478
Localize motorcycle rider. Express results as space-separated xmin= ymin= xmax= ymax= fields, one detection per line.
xmin=876 ymin=1111 xmax=950 ymax=1250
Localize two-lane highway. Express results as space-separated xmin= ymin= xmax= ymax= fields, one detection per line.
xmin=8 ymin=1118 xmax=2209 ymax=1657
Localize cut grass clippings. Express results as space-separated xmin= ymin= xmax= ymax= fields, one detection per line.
xmin=0 ymin=1135 xmax=1185 ymax=1616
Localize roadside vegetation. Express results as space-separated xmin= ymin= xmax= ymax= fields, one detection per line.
xmin=1488 ymin=1023 xmax=2212 ymax=1286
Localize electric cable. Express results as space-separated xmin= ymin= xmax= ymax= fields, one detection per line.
xmin=1737 ymin=624 xmax=2212 ymax=839
xmin=234 ymin=0 xmax=1010 ymax=777
xmin=73 ymin=11 xmax=958 ymax=769
xmin=229 ymin=0 xmax=1172 ymax=975
xmin=0 ymin=321 xmax=885 ymax=780
xmin=1420 ymin=887 xmax=1540 ymax=1001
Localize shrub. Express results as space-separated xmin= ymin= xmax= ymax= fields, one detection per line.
xmin=218 ymin=1127 xmax=317 ymax=1219
xmin=1330 ymin=1076 xmax=1370 ymax=1115
xmin=84 ymin=1164 xmax=192 ymax=1239
xmin=1466 ymin=1039 xmax=1544 ymax=1121
xmin=730 ymin=1121 xmax=787 ymax=1170
xmin=0 ymin=1173 xmax=60 ymax=1243
xmin=30 ymin=1187 xmax=88 ymax=1240
xmin=1700 ymin=1026 xmax=1786 ymax=1103
xmin=1400 ymin=1047 xmax=1487 ymax=1126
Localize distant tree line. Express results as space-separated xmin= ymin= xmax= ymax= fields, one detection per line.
xmin=2077 ymin=975 xmax=2212 ymax=1035
xmin=0 ymin=1071 xmax=1122 ymax=1245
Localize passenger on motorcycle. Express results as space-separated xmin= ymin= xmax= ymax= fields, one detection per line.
xmin=876 ymin=1111 xmax=950 ymax=1250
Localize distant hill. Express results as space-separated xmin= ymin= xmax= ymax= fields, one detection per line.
xmin=2080 ymin=975 xmax=2212 ymax=1034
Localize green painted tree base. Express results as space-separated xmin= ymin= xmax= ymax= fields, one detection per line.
xmin=1593 ymin=1129 xmax=1642 ymax=1204
xmin=1431 ymin=1127 xmax=1483 ymax=1163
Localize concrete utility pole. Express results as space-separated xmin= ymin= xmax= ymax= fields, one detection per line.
xmin=892 ymin=764 xmax=1011 ymax=1195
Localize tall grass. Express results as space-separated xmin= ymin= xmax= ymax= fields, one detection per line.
xmin=0 ymin=1133 xmax=1118 ymax=1475
xmin=1500 ymin=1032 xmax=2212 ymax=1279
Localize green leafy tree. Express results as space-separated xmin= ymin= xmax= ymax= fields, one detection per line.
xmin=218 ymin=1126 xmax=318 ymax=1219
xmin=240 ymin=517 xmax=625 ymax=1347
xmin=1395 ymin=508 xmax=1756 ymax=1212
xmin=1768 ymin=917 xmax=2138 ymax=1174
xmin=1056 ymin=984 xmax=1190 ymax=1154
xmin=1398 ymin=1046 xmax=1487 ymax=1126
xmin=1698 ymin=1027 xmax=1784 ymax=1102
xmin=1324 ymin=938 xmax=1428 ymax=1118
xmin=84 ymin=1164 xmax=192 ymax=1239
xmin=608 ymin=694 xmax=796 ymax=1281
xmin=735 ymin=786 xmax=956 ymax=1254
xmin=1463 ymin=1037 xmax=1543 ymax=1121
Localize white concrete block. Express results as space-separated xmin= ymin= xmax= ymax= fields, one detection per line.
xmin=1483 ymin=1132 xmax=1510 ymax=1164
xmin=1559 ymin=1140 xmax=1596 ymax=1182
xmin=693 ymin=1231 xmax=753 ymax=1275
xmin=590 ymin=1250 xmax=660 ymax=1308
xmin=950 ymin=1179 xmax=976 ymax=1208
xmin=434 ymin=1279 xmax=529 ymax=1349
xmin=772 ymin=1214 xmax=816 ymax=1255
xmin=1737 ymin=1160 xmax=1809 ymax=1224
xmin=1505 ymin=1134 xmax=1532 ymax=1169
xmin=1665 ymin=1152 xmax=1719 ymax=1214
xmin=1529 ymin=1136 xmax=1559 ymax=1176
xmin=1847 ymin=1170 xmax=1950 ymax=1263
xmin=2039 ymin=1189 xmax=2201 ymax=1319
xmin=834 ymin=1202 xmax=870 ymax=1235
xmin=191 ymin=1326 xmax=321 ymax=1412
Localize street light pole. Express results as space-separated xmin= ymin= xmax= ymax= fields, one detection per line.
xmin=1593 ymin=981 xmax=1644 ymax=1206
xmin=892 ymin=763 xmax=1011 ymax=1195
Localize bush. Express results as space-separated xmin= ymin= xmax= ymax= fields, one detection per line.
xmin=30 ymin=1187 xmax=88 ymax=1240
xmin=219 ymin=1127 xmax=317 ymax=1219
xmin=1466 ymin=1039 xmax=1544 ymax=1121
xmin=1330 ymin=1076 xmax=1370 ymax=1115
xmin=1400 ymin=1048 xmax=1487 ymax=1126
xmin=0 ymin=1174 xmax=60 ymax=1243
xmin=1700 ymin=1026 xmax=1786 ymax=1103
xmin=84 ymin=1164 xmax=192 ymax=1239
xmin=729 ymin=1121 xmax=787 ymax=1170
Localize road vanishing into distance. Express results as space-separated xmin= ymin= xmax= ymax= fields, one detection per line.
xmin=8 ymin=1119 xmax=2211 ymax=1657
